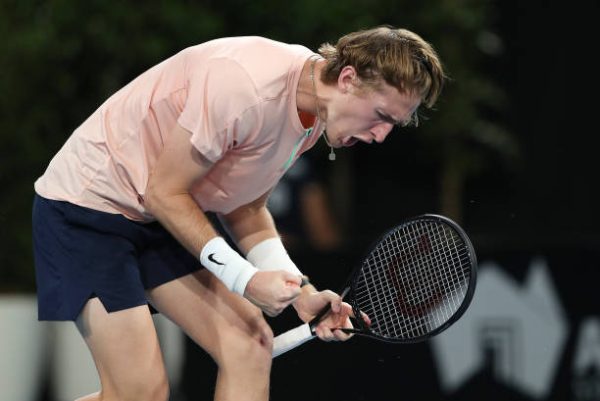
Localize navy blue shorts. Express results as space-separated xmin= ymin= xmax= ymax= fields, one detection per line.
xmin=32 ymin=194 xmax=202 ymax=321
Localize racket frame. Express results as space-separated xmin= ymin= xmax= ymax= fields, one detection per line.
xmin=330 ymin=214 xmax=478 ymax=343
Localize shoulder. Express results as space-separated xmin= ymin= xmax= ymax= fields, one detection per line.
xmin=183 ymin=36 xmax=314 ymax=93
xmin=184 ymin=36 xmax=311 ymax=58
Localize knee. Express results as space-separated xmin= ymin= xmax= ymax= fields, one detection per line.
xmin=241 ymin=310 xmax=274 ymax=353
xmin=257 ymin=320 xmax=275 ymax=352
xmin=243 ymin=317 xmax=274 ymax=361
xmin=218 ymin=317 xmax=274 ymax=369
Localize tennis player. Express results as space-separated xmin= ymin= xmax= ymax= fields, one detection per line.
xmin=32 ymin=26 xmax=444 ymax=401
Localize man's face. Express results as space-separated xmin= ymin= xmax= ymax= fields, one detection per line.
xmin=324 ymin=68 xmax=421 ymax=148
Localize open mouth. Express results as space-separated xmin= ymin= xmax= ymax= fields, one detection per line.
xmin=342 ymin=137 xmax=359 ymax=147
xmin=342 ymin=135 xmax=375 ymax=147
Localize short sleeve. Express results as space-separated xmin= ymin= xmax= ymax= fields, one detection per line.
xmin=178 ymin=57 xmax=261 ymax=162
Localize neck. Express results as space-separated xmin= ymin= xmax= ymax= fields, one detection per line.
xmin=296 ymin=56 xmax=322 ymax=117
xmin=310 ymin=56 xmax=325 ymax=123
xmin=297 ymin=56 xmax=336 ymax=161
xmin=310 ymin=57 xmax=336 ymax=161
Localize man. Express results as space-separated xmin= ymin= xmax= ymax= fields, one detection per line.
xmin=32 ymin=26 xmax=445 ymax=401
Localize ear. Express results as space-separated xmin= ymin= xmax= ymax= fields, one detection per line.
xmin=337 ymin=66 xmax=359 ymax=93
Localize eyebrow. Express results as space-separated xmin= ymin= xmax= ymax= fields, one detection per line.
xmin=377 ymin=110 xmax=408 ymax=127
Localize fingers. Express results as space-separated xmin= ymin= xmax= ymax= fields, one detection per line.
xmin=284 ymin=272 xmax=303 ymax=288
xmin=245 ymin=270 xmax=303 ymax=316
xmin=333 ymin=328 xmax=353 ymax=341
xmin=314 ymin=301 xmax=354 ymax=342
xmin=341 ymin=304 xmax=371 ymax=327
xmin=314 ymin=324 xmax=352 ymax=342
xmin=315 ymin=289 xmax=342 ymax=313
xmin=360 ymin=310 xmax=372 ymax=326
xmin=282 ymin=273 xmax=302 ymax=301
xmin=264 ymin=272 xmax=303 ymax=316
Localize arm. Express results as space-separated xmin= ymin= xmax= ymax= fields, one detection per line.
xmin=222 ymin=199 xmax=354 ymax=341
xmin=218 ymin=192 xmax=305 ymax=314
xmin=219 ymin=190 xmax=279 ymax=255
xmin=145 ymin=123 xmax=217 ymax=256
xmin=145 ymin=123 xmax=301 ymax=315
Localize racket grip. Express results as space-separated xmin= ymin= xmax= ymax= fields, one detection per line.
xmin=272 ymin=323 xmax=314 ymax=358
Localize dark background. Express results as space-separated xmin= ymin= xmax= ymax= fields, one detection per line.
xmin=1 ymin=1 xmax=598 ymax=400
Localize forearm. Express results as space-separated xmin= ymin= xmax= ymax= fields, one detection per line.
xmin=143 ymin=122 xmax=219 ymax=257
xmin=221 ymin=199 xmax=317 ymax=300
xmin=145 ymin=190 xmax=217 ymax=257
xmin=146 ymin=188 xmax=263 ymax=296
xmin=220 ymin=197 xmax=279 ymax=255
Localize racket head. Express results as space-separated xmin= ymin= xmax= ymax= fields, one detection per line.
xmin=347 ymin=214 xmax=477 ymax=343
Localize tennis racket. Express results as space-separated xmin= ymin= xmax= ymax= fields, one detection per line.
xmin=272 ymin=214 xmax=477 ymax=358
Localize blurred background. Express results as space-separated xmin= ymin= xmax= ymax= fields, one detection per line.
xmin=1 ymin=0 xmax=598 ymax=400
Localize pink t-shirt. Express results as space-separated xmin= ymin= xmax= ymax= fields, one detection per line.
xmin=35 ymin=37 xmax=324 ymax=221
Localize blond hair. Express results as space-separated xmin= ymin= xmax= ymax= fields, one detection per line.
xmin=318 ymin=26 xmax=445 ymax=109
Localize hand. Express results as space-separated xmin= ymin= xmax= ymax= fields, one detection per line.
xmin=244 ymin=270 xmax=302 ymax=317
xmin=294 ymin=290 xmax=356 ymax=342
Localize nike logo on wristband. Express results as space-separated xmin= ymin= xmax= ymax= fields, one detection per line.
xmin=208 ymin=253 xmax=225 ymax=266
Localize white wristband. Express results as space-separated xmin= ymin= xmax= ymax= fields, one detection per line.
xmin=200 ymin=237 xmax=259 ymax=295
xmin=246 ymin=237 xmax=302 ymax=276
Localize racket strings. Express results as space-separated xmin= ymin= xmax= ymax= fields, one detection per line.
xmin=395 ymin=223 xmax=468 ymax=334
xmin=354 ymin=220 xmax=473 ymax=340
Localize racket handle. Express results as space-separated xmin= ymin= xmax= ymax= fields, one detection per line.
xmin=272 ymin=323 xmax=314 ymax=358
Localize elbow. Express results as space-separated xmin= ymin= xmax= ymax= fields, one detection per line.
xmin=144 ymin=181 xmax=194 ymax=219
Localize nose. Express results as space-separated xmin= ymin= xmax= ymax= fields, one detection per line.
xmin=370 ymin=122 xmax=394 ymax=143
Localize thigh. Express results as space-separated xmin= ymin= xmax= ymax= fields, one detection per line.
xmin=76 ymin=298 xmax=167 ymax=395
xmin=147 ymin=269 xmax=273 ymax=363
